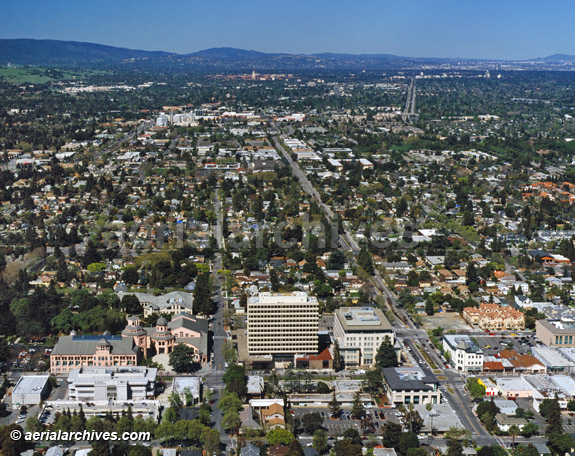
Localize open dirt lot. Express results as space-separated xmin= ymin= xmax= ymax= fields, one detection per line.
xmin=420 ymin=312 xmax=472 ymax=331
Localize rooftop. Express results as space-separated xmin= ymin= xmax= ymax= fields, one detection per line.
xmin=13 ymin=375 xmax=50 ymax=395
xmin=383 ymin=366 xmax=439 ymax=391
xmin=443 ymin=334 xmax=483 ymax=354
xmin=336 ymin=307 xmax=392 ymax=332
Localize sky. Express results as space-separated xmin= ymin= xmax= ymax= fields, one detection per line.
xmin=1 ymin=0 xmax=574 ymax=60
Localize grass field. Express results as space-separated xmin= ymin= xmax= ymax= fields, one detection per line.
xmin=0 ymin=66 xmax=104 ymax=84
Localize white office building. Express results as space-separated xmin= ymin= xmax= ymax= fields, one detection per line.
xmin=12 ymin=375 xmax=51 ymax=406
xmin=333 ymin=307 xmax=394 ymax=366
xmin=67 ymin=367 xmax=157 ymax=402
xmin=442 ymin=334 xmax=484 ymax=372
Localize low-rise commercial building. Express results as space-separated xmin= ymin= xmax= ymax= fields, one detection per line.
xmin=536 ymin=319 xmax=575 ymax=347
xmin=494 ymin=377 xmax=535 ymax=399
xmin=531 ymin=347 xmax=575 ymax=373
xmin=67 ymin=367 xmax=157 ymax=402
xmin=333 ymin=307 xmax=394 ymax=367
xmin=382 ymin=367 xmax=440 ymax=406
xmin=173 ymin=377 xmax=201 ymax=404
xmin=11 ymin=375 xmax=50 ymax=406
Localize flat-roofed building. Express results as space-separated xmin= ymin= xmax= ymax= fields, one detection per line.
xmin=247 ymin=292 xmax=318 ymax=359
xmin=334 ymin=307 xmax=394 ymax=367
xmin=495 ymin=377 xmax=535 ymax=399
xmin=247 ymin=375 xmax=265 ymax=398
xmin=67 ymin=367 xmax=156 ymax=402
xmin=173 ymin=377 xmax=201 ymax=404
xmin=536 ymin=319 xmax=575 ymax=347
xmin=532 ymin=347 xmax=575 ymax=373
xmin=382 ymin=367 xmax=440 ymax=406
xmin=11 ymin=375 xmax=50 ymax=405
xmin=442 ymin=335 xmax=484 ymax=372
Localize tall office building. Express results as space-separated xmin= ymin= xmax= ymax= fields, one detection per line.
xmin=247 ymin=292 xmax=319 ymax=358
xmin=334 ymin=307 xmax=394 ymax=366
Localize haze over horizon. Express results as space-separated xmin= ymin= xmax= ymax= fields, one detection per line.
xmin=2 ymin=0 xmax=575 ymax=61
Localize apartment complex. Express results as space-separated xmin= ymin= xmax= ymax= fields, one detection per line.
xmin=462 ymin=303 xmax=525 ymax=331
xmin=536 ymin=319 xmax=575 ymax=347
xmin=333 ymin=307 xmax=395 ymax=366
xmin=247 ymin=292 xmax=318 ymax=358
xmin=442 ymin=334 xmax=484 ymax=372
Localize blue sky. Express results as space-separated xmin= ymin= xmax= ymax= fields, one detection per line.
xmin=1 ymin=0 xmax=574 ymax=59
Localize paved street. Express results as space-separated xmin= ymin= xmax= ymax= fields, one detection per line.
xmin=275 ymin=130 xmax=499 ymax=446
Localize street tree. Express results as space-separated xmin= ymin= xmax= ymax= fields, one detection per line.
xmin=313 ymin=429 xmax=329 ymax=454
xmin=375 ymin=337 xmax=397 ymax=368
xmin=351 ymin=391 xmax=366 ymax=420
xmin=328 ymin=392 xmax=341 ymax=418
xmin=169 ymin=345 xmax=200 ymax=373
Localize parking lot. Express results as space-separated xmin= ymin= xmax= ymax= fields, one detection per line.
xmin=293 ymin=407 xmax=399 ymax=436
xmin=473 ymin=333 xmax=543 ymax=357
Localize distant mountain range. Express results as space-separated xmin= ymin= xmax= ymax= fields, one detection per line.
xmin=0 ymin=38 xmax=574 ymax=70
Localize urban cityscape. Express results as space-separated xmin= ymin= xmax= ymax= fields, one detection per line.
xmin=2 ymin=2 xmax=575 ymax=456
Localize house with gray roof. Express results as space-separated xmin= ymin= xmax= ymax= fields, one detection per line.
xmin=117 ymin=290 xmax=195 ymax=316
xmin=240 ymin=406 xmax=262 ymax=432
xmin=241 ymin=442 xmax=261 ymax=456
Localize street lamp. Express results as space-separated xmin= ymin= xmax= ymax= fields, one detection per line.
xmin=424 ymin=406 xmax=439 ymax=446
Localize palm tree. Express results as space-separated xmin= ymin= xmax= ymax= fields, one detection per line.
xmin=426 ymin=402 xmax=433 ymax=445
xmin=508 ymin=424 xmax=520 ymax=453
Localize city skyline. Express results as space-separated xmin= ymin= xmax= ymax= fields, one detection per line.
xmin=1 ymin=0 xmax=575 ymax=60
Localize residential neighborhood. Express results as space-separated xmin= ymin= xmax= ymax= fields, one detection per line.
xmin=4 ymin=30 xmax=575 ymax=456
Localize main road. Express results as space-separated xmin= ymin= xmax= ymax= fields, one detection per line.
xmin=203 ymin=188 xmax=235 ymax=453
xmin=272 ymin=131 xmax=496 ymax=445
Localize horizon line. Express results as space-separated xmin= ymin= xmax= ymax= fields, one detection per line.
xmin=0 ymin=37 xmax=572 ymax=63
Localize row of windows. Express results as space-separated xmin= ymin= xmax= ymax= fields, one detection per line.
xmin=248 ymin=338 xmax=318 ymax=342
xmin=248 ymin=344 xmax=317 ymax=348
xmin=54 ymin=360 xmax=134 ymax=366
xmin=555 ymin=335 xmax=574 ymax=345
xmin=52 ymin=355 xmax=135 ymax=361
xmin=248 ymin=331 xmax=317 ymax=334
xmin=248 ymin=321 xmax=317 ymax=324
xmin=248 ymin=307 xmax=318 ymax=311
